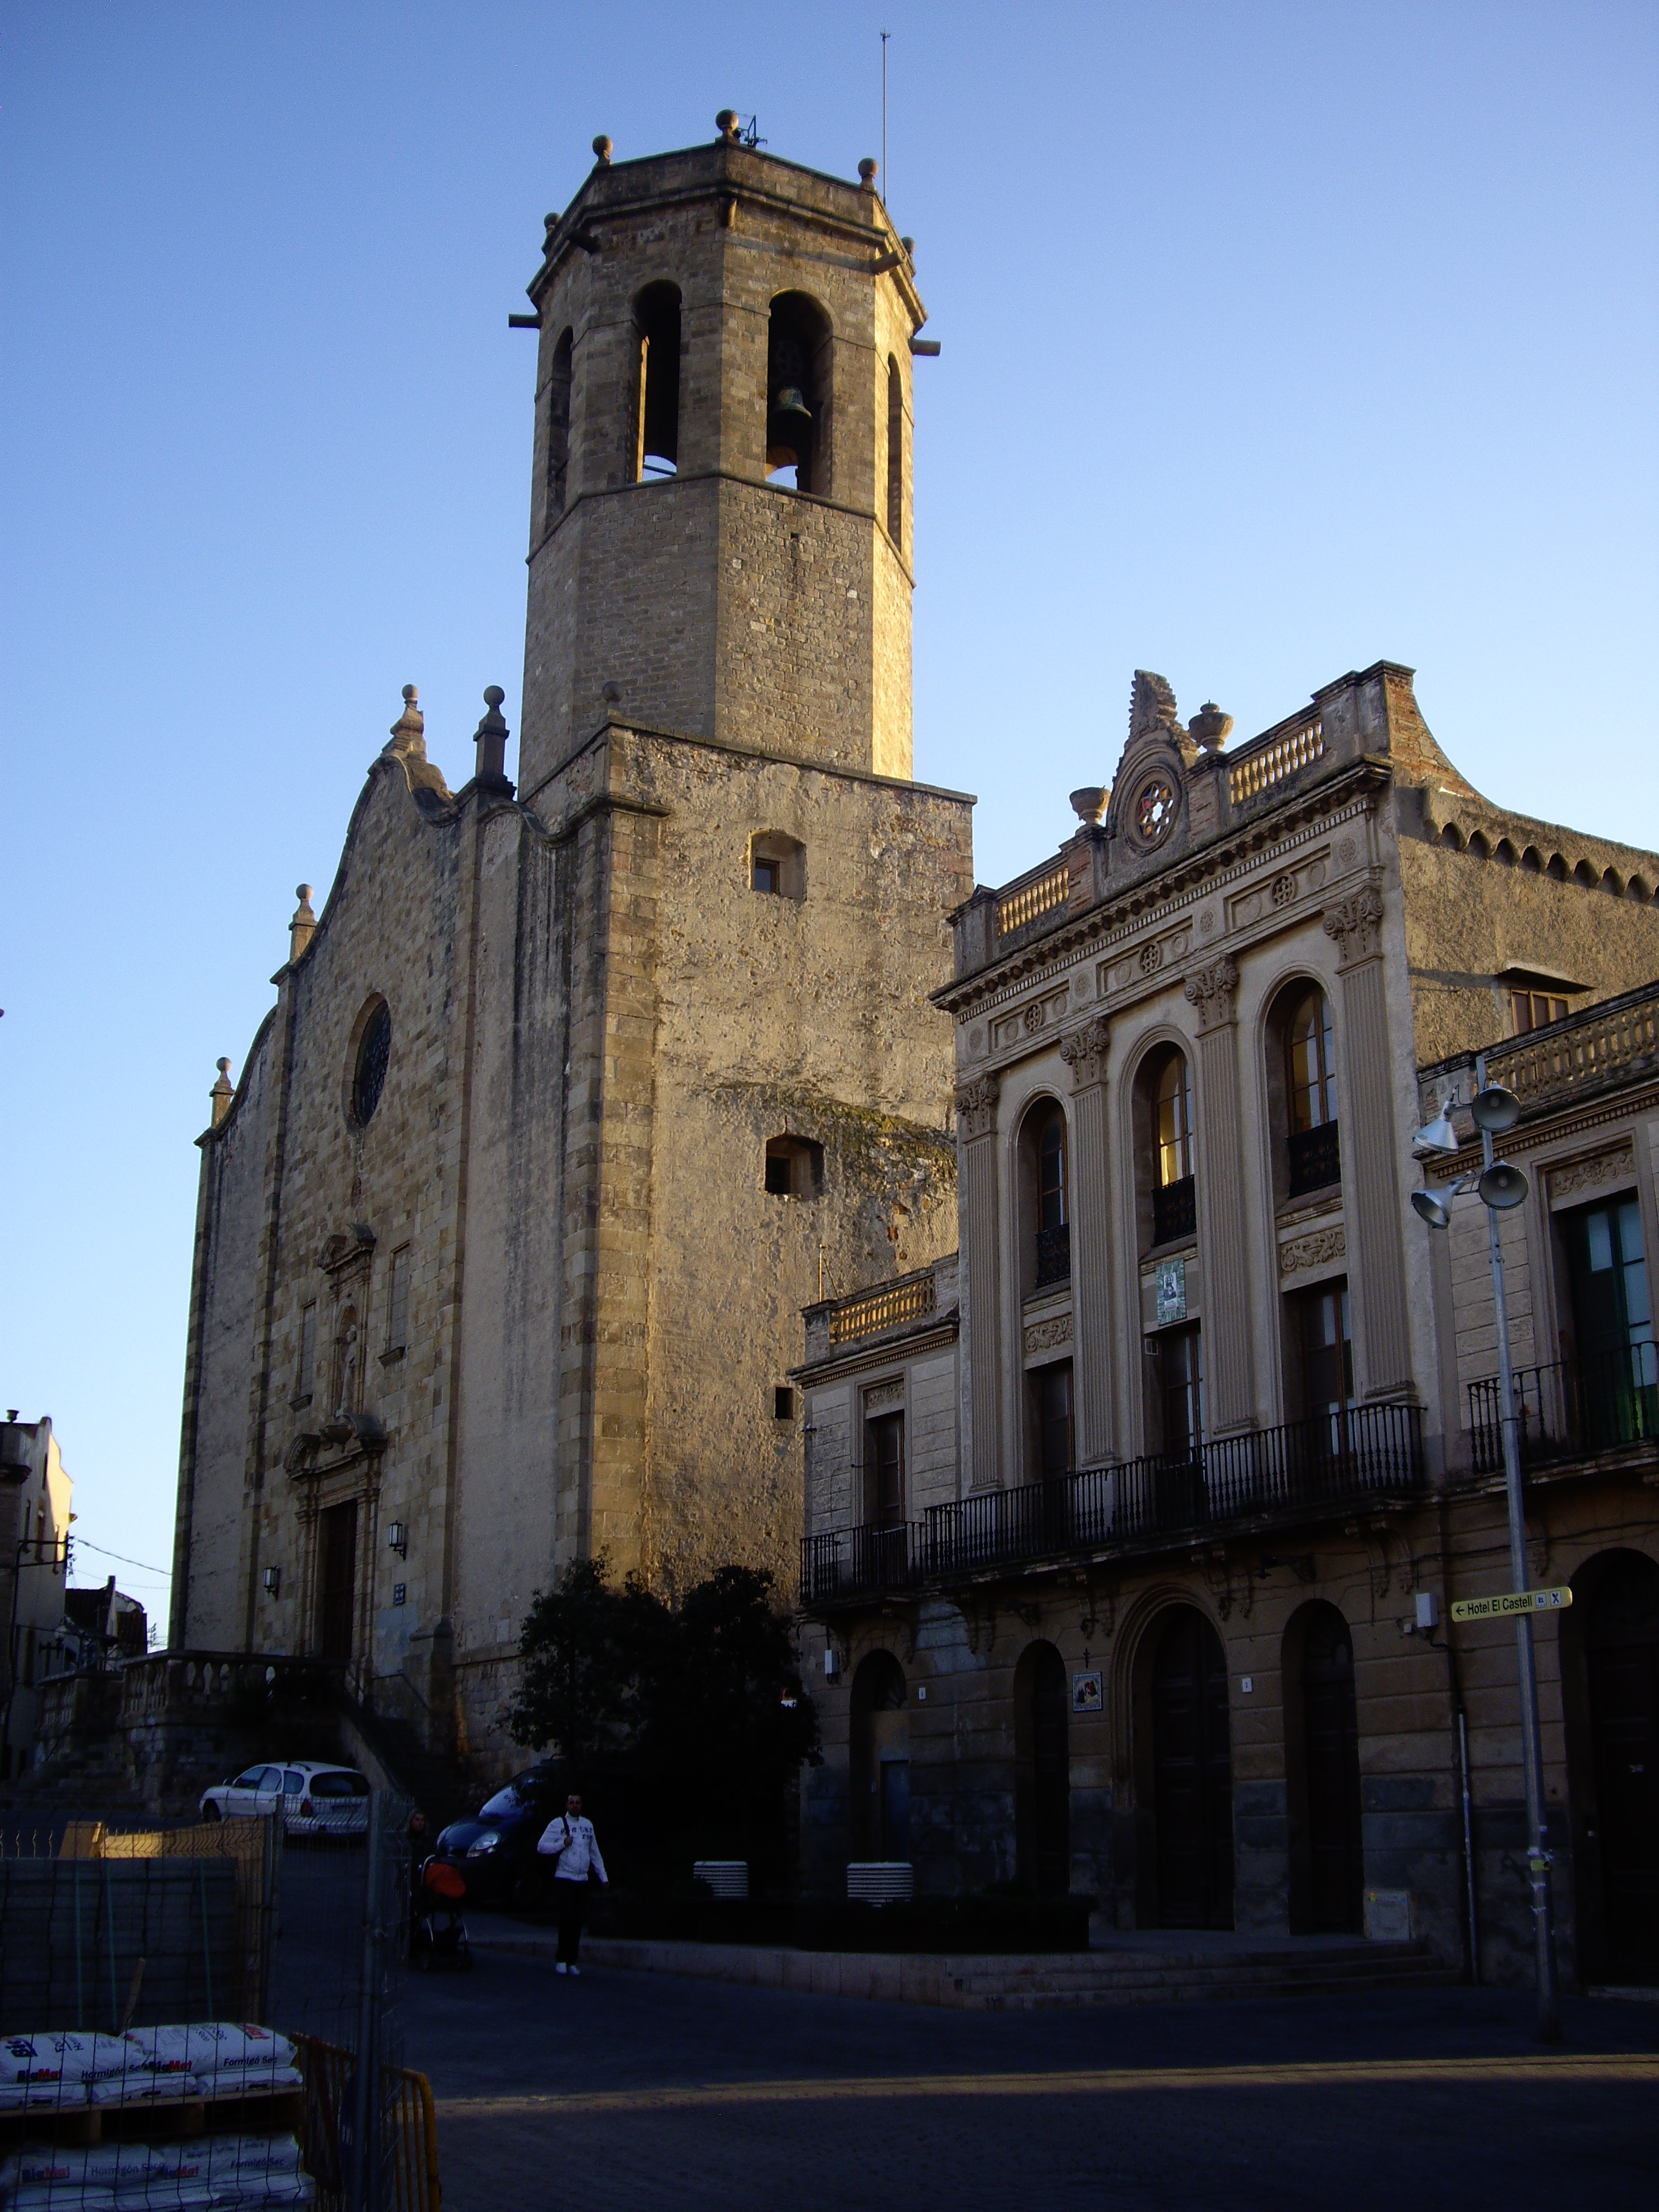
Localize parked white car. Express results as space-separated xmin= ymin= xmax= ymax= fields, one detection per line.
xmin=199 ymin=1760 xmax=370 ymax=1838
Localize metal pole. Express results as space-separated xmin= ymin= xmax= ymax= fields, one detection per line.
xmin=1476 ymin=1051 xmax=1561 ymax=2040
xmin=881 ymin=30 xmax=890 ymax=201
xmin=1456 ymin=1706 xmax=1479 ymax=1985
xmin=352 ymin=1789 xmax=387 ymax=2210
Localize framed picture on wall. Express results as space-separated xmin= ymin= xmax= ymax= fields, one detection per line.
xmin=1072 ymin=1669 xmax=1103 ymax=1714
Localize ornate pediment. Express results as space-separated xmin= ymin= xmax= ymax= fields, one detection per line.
xmin=318 ymin=1225 xmax=377 ymax=1276
xmin=1105 ymin=672 xmax=1198 ymax=865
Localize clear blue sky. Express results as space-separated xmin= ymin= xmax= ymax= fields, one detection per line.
xmin=3 ymin=2 xmax=1655 ymax=1621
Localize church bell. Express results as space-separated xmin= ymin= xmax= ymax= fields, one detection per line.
xmin=766 ymin=385 xmax=813 ymax=472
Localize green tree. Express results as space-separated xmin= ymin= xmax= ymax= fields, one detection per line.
xmin=642 ymin=1564 xmax=820 ymax=1880
xmin=506 ymin=1554 xmax=668 ymax=1779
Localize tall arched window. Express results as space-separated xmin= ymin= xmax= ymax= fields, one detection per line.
xmin=1032 ymin=1102 xmax=1069 ymax=1287
xmin=1151 ymin=1050 xmax=1195 ymax=1245
xmin=1283 ymin=987 xmax=1339 ymax=1195
xmin=765 ymin=293 xmax=831 ymax=493
xmin=885 ymin=355 xmax=903 ymax=543
xmin=634 ymin=283 xmax=681 ymax=480
xmin=545 ymin=327 xmax=572 ymax=519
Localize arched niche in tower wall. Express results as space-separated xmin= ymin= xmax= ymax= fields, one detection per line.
xmin=765 ymin=292 xmax=833 ymax=495
xmin=634 ymin=283 xmax=682 ymax=480
xmin=545 ymin=327 xmax=574 ymax=518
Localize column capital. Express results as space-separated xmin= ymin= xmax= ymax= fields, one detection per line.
xmin=1183 ymin=956 xmax=1239 ymax=1034
xmin=1059 ymin=1014 xmax=1110 ymax=1090
xmin=1322 ymin=882 xmax=1385 ymax=967
xmin=954 ymin=1071 xmax=1000 ymax=1141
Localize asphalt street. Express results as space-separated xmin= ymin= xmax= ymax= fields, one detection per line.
xmin=401 ymin=1942 xmax=1659 ymax=2212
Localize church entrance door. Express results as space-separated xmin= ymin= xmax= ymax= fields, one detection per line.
xmin=318 ymin=1500 xmax=358 ymax=1667
xmin=1151 ymin=1606 xmax=1233 ymax=1928
xmin=1586 ymin=1551 xmax=1659 ymax=1980
xmin=1301 ymin=1604 xmax=1364 ymax=1932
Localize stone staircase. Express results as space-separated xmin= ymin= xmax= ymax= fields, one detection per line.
xmin=334 ymin=1699 xmax=480 ymax=1833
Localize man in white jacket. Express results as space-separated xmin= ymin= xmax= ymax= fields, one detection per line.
xmin=537 ymin=1792 xmax=609 ymax=1975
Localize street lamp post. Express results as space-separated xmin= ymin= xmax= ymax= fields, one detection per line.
xmin=1412 ymin=1051 xmax=1561 ymax=2042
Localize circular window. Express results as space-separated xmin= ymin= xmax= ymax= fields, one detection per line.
xmin=351 ymin=1001 xmax=391 ymax=1127
xmin=1135 ymin=776 xmax=1178 ymax=846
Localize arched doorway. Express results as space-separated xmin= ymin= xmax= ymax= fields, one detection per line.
xmin=1150 ymin=1606 xmax=1233 ymax=1928
xmin=1015 ymin=1643 xmax=1070 ymax=1895
xmin=1579 ymin=1550 xmax=1659 ymax=1980
xmin=1284 ymin=1602 xmax=1363 ymax=1932
xmin=849 ymin=1651 xmax=910 ymax=1861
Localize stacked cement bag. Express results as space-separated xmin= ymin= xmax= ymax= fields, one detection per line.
xmin=0 ymin=2030 xmax=301 ymax=2112
xmin=1 ymin=2134 xmax=311 ymax=2207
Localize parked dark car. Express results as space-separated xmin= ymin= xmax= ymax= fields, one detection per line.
xmin=432 ymin=1764 xmax=565 ymax=1906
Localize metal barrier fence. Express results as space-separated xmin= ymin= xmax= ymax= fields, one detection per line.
xmin=0 ymin=1789 xmax=421 ymax=2211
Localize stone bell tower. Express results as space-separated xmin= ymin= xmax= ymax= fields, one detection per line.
xmin=517 ymin=113 xmax=926 ymax=795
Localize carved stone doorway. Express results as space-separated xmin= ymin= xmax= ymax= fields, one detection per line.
xmin=318 ymin=1499 xmax=358 ymax=1667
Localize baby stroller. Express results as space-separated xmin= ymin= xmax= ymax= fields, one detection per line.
xmin=411 ymin=1854 xmax=472 ymax=1970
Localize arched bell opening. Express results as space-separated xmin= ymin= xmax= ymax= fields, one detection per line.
xmin=634 ymin=281 xmax=682 ymax=480
xmin=765 ymin=292 xmax=831 ymax=493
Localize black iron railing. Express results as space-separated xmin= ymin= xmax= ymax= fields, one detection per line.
xmin=800 ymin=1521 xmax=923 ymax=1604
xmin=1035 ymin=1222 xmax=1071 ymax=1288
xmin=1467 ymin=1341 xmax=1659 ymax=1473
xmin=910 ymin=1402 xmax=1423 ymax=1583
xmin=1152 ymin=1175 xmax=1196 ymax=1246
xmin=1287 ymin=1119 xmax=1341 ymax=1196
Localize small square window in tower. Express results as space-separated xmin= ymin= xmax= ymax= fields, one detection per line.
xmin=750 ymin=832 xmax=805 ymax=900
xmin=764 ymin=1134 xmax=823 ymax=1198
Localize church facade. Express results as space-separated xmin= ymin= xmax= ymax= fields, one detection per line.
xmin=794 ymin=665 xmax=1659 ymax=1987
xmin=170 ymin=124 xmax=972 ymax=1766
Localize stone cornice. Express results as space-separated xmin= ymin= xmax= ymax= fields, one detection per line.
xmin=934 ymin=765 xmax=1386 ymax=1018
xmin=789 ymin=1314 xmax=959 ymax=1388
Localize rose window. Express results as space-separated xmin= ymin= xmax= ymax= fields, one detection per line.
xmin=1136 ymin=777 xmax=1177 ymax=845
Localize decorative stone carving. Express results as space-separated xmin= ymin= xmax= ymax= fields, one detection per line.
xmin=1336 ymin=835 xmax=1357 ymax=865
xmin=1272 ymin=872 xmax=1297 ymax=908
xmin=1024 ymin=1314 xmax=1074 ymax=1355
xmin=1139 ymin=940 xmax=1164 ymax=976
xmin=1198 ymin=905 xmax=1217 ymax=937
xmin=968 ymin=1025 xmax=985 ymax=1057
xmin=954 ymin=1073 xmax=1000 ymax=1141
xmin=1023 ymin=999 xmax=1045 ymax=1034
xmin=863 ymin=1378 xmax=905 ymax=1410
xmin=1279 ymin=1224 xmax=1347 ymax=1276
xmin=1322 ymin=883 xmax=1385 ymax=965
xmin=1548 ymin=1144 xmax=1635 ymax=1203
xmin=1183 ymin=956 xmax=1239 ymax=1033
xmin=1059 ymin=1015 xmax=1111 ymax=1090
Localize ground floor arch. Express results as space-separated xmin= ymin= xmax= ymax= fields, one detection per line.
xmin=1014 ymin=1640 xmax=1069 ymax=1895
xmin=1566 ymin=1547 xmax=1659 ymax=1982
xmin=1142 ymin=1604 xmax=1234 ymax=1929
xmin=849 ymin=1648 xmax=910 ymax=1861
xmin=1283 ymin=1600 xmax=1363 ymax=1932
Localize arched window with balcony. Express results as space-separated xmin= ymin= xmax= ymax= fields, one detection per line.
xmin=1145 ymin=1048 xmax=1195 ymax=1248
xmin=1273 ymin=984 xmax=1340 ymax=1199
xmin=765 ymin=292 xmax=831 ymax=494
xmin=1023 ymin=1100 xmax=1070 ymax=1290
xmin=634 ymin=282 xmax=681 ymax=480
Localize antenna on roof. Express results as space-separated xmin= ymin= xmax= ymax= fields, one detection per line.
xmin=881 ymin=31 xmax=890 ymax=203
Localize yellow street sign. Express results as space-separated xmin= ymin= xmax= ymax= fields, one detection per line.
xmin=1450 ymin=1586 xmax=1574 ymax=1623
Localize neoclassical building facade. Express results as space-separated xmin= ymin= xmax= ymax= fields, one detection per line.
xmin=796 ymin=665 xmax=1659 ymax=1988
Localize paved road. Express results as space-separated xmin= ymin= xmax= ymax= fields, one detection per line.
xmin=401 ymin=1941 xmax=1659 ymax=2212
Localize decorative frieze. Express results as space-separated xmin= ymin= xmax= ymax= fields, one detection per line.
xmin=954 ymin=1073 xmax=1000 ymax=1141
xmin=1183 ymin=956 xmax=1240 ymax=1034
xmin=1279 ymin=1224 xmax=1347 ymax=1277
xmin=1547 ymin=1143 xmax=1635 ymax=1205
xmin=1059 ymin=1015 xmax=1111 ymax=1090
xmin=863 ymin=1377 xmax=905 ymax=1410
xmin=1322 ymin=883 xmax=1385 ymax=967
xmin=1024 ymin=1314 xmax=1074 ymax=1356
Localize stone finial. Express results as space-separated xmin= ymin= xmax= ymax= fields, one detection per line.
xmin=473 ymin=685 xmax=512 ymax=790
xmin=1070 ymin=787 xmax=1108 ymax=826
xmin=289 ymin=883 xmax=317 ymax=964
xmin=716 ymin=109 xmax=742 ymax=142
xmin=592 ymin=135 xmax=612 ymax=164
xmin=210 ymin=1057 xmax=234 ymax=1127
xmin=1190 ymin=702 xmax=1234 ymax=752
xmin=1130 ymin=670 xmax=1185 ymax=743
xmin=859 ymin=158 xmax=879 ymax=190
xmin=386 ymin=684 xmax=424 ymax=754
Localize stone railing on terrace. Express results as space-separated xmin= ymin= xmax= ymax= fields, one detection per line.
xmin=1484 ymin=983 xmax=1659 ymax=1110
xmin=995 ymin=857 xmax=1072 ymax=943
xmin=1227 ymin=713 xmax=1325 ymax=803
xmin=802 ymin=1256 xmax=957 ymax=1362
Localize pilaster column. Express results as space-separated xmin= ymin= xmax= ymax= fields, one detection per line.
xmin=955 ymin=1074 xmax=1002 ymax=1490
xmin=1059 ymin=1017 xmax=1113 ymax=1466
xmin=1324 ymin=884 xmax=1412 ymax=1397
xmin=1183 ymin=957 xmax=1255 ymax=1436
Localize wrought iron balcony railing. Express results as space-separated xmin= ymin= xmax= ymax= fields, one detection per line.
xmin=800 ymin=1521 xmax=923 ymax=1604
xmin=803 ymin=1404 xmax=1424 ymax=1600
xmin=1151 ymin=1175 xmax=1196 ymax=1246
xmin=1286 ymin=1119 xmax=1341 ymax=1197
xmin=1467 ymin=1340 xmax=1659 ymax=1473
xmin=1034 ymin=1222 xmax=1071 ymax=1288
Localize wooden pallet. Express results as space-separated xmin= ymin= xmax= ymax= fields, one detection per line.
xmin=0 ymin=2080 xmax=303 ymax=2148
